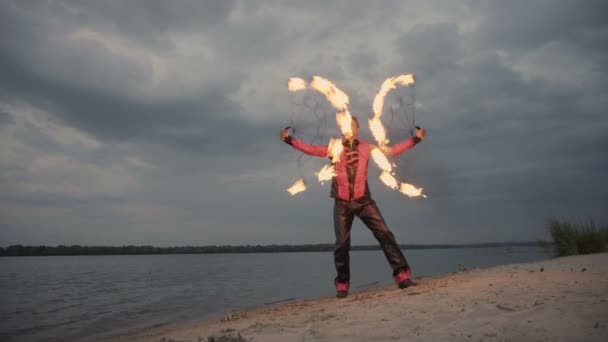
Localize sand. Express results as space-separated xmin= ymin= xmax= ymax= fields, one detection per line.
xmin=111 ymin=253 xmax=608 ymax=342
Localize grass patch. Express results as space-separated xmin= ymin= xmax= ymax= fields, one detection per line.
xmin=548 ymin=218 xmax=608 ymax=257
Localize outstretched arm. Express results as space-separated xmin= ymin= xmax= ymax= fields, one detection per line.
xmin=280 ymin=128 xmax=328 ymax=157
xmin=385 ymin=127 xmax=426 ymax=157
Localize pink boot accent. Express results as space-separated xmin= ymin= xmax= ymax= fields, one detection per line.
xmin=393 ymin=268 xmax=412 ymax=285
xmin=335 ymin=280 xmax=350 ymax=292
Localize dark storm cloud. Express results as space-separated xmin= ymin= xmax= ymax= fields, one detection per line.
xmin=2 ymin=0 xmax=236 ymax=49
xmin=64 ymin=0 xmax=235 ymax=32
xmin=396 ymin=23 xmax=464 ymax=79
xmin=0 ymin=0 xmax=290 ymax=156
xmin=0 ymin=0 xmax=288 ymax=78
xmin=475 ymin=0 xmax=608 ymax=51
xmin=0 ymin=48 xmax=271 ymax=156
xmin=0 ymin=109 xmax=13 ymax=126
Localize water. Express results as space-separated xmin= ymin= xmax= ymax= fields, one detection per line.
xmin=0 ymin=246 xmax=550 ymax=341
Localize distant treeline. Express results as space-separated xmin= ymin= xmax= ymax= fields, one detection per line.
xmin=0 ymin=242 xmax=542 ymax=257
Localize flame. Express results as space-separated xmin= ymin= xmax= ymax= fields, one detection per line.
xmin=309 ymin=76 xmax=353 ymax=137
xmin=287 ymin=178 xmax=307 ymax=195
xmin=316 ymin=164 xmax=336 ymax=183
xmin=287 ymin=75 xmax=353 ymax=137
xmin=369 ymin=73 xmax=426 ymax=198
xmin=309 ymin=76 xmax=349 ymax=110
xmin=399 ymin=182 xmax=426 ymax=198
xmin=328 ymin=137 xmax=344 ymax=163
xmin=379 ymin=171 xmax=399 ymax=190
xmin=336 ymin=111 xmax=353 ymax=138
xmin=288 ymin=78 xmax=308 ymax=92
xmin=372 ymin=74 xmax=415 ymax=119
xmin=370 ymin=147 xmax=392 ymax=172
xmin=370 ymin=73 xmax=416 ymax=146
xmin=368 ymin=116 xmax=388 ymax=146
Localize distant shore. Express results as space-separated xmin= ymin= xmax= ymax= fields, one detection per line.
xmin=0 ymin=242 xmax=543 ymax=257
xmin=108 ymin=252 xmax=607 ymax=342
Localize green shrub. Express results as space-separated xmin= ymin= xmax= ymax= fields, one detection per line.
xmin=548 ymin=218 xmax=608 ymax=257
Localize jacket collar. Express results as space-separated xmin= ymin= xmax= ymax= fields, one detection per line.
xmin=342 ymin=137 xmax=359 ymax=149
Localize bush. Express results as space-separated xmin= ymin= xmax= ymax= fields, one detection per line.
xmin=548 ymin=218 xmax=608 ymax=257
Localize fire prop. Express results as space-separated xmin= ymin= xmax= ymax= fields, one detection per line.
xmin=287 ymin=178 xmax=307 ymax=196
xmin=370 ymin=74 xmax=426 ymax=198
xmin=286 ymin=75 xmax=426 ymax=198
xmin=370 ymin=74 xmax=416 ymax=146
xmin=288 ymin=76 xmax=353 ymax=137
xmin=316 ymin=164 xmax=336 ymax=184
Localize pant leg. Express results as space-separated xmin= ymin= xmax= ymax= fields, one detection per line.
xmin=358 ymin=200 xmax=409 ymax=274
xmin=334 ymin=199 xmax=355 ymax=282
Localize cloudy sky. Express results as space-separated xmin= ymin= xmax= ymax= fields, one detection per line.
xmin=1 ymin=0 xmax=606 ymax=247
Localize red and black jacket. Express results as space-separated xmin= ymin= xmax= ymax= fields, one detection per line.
xmin=284 ymin=136 xmax=421 ymax=201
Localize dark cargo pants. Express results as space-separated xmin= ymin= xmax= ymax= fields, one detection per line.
xmin=333 ymin=198 xmax=409 ymax=282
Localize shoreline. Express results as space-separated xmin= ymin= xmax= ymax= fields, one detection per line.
xmin=0 ymin=242 xmax=543 ymax=257
xmin=108 ymin=253 xmax=608 ymax=342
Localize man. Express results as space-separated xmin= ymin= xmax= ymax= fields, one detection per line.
xmin=280 ymin=116 xmax=426 ymax=298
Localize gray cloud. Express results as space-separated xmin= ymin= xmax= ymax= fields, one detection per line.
xmin=0 ymin=109 xmax=13 ymax=126
xmin=475 ymin=0 xmax=608 ymax=51
xmin=0 ymin=48 xmax=271 ymax=156
xmin=2 ymin=0 xmax=237 ymax=50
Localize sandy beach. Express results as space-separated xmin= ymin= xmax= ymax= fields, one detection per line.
xmin=112 ymin=253 xmax=608 ymax=342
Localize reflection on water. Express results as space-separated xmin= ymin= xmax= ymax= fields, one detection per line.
xmin=0 ymin=246 xmax=550 ymax=341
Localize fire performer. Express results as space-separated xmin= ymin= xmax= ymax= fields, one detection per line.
xmin=280 ymin=117 xmax=426 ymax=298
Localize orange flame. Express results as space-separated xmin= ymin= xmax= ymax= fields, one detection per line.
xmin=370 ymin=74 xmax=416 ymax=146
xmin=369 ymin=73 xmax=426 ymax=198
xmin=328 ymin=137 xmax=344 ymax=163
xmin=287 ymin=178 xmax=307 ymax=195
xmin=372 ymin=74 xmax=415 ymax=119
xmin=399 ymin=182 xmax=426 ymax=198
xmin=288 ymin=77 xmax=308 ymax=92
xmin=309 ymin=76 xmax=349 ymax=110
xmin=309 ymin=76 xmax=353 ymax=137
xmin=370 ymin=147 xmax=392 ymax=172
xmin=316 ymin=164 xmax=336 ymax=183
xmin=287 ymin=76 xmax=353 ymax=137
xmin=368 ymin=117 xmax=388 ymax=146
xmin=379 ymin=171 xmax=399 ymax=190
xmin=336 ymin=111 xmax=353 ymax=138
